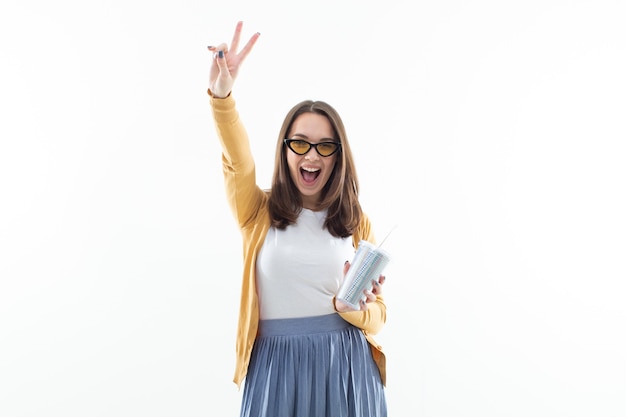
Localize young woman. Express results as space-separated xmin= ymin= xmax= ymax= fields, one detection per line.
xmin=207 ymin=21 xmax=388 ymax=417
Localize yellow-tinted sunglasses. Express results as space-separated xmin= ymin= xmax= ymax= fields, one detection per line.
xmin=284 ymin=139 xmax=341 ymax=157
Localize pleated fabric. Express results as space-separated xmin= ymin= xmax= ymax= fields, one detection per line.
xmin=240 ymin=314 xmax=387 ymax=417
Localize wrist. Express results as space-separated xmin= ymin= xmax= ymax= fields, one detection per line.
xmin=207 ymin=88 xmax=231 ymax=99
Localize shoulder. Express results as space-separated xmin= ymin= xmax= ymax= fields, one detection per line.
xmin=352 ymin=212 xmax=375 ymax=247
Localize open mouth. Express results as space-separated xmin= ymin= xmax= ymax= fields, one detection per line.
xmin=300 ymin=167 xmax=321 ymax=184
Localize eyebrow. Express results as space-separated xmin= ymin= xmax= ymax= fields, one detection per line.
xmin=291 ymin=133 xmax=336 ymax=142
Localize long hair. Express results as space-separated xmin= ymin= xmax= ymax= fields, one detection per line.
xmin=268 ymin=100 xmax=362 ymax=238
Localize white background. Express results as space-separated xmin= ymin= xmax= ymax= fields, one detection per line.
xmin=1 ymin=0 xmax=625 ymax=416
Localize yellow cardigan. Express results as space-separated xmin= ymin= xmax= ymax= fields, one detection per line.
xmin=209 ymin=93 xmax=387 ymax=388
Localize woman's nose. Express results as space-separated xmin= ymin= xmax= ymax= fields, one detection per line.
xmin=304 ymin=148 xmax=319 ymax=160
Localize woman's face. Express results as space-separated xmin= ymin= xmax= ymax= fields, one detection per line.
xmin=285 ymin=112 xmax=338 ymax=210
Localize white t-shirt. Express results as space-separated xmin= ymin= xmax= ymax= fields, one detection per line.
xmin=256 ymin=208 xmax=355 ymax=320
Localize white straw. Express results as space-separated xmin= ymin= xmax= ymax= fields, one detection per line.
xmin=377 ymin=224 xmax=398 ymax=248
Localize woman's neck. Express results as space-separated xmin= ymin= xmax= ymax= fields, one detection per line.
xmin=301 ymin=197 xmax=321 ymax=211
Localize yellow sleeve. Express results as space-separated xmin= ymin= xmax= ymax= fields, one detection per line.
xmin=209 ymin=92 xmax=267 ymax=228
xmin=338 ymin=295 xmax=387 ymax=334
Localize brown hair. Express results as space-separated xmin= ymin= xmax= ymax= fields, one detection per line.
xmin=268 ymin=100 xmax=362 ymax=238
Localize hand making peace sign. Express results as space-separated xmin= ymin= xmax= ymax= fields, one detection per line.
xmin=207 ymin=21 xmax=260 ymax=98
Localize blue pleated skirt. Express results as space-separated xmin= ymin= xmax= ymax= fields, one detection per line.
xmin=240 ymin=314 xmax=387 ymax=417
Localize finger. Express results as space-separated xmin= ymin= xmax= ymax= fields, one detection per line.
xmin=237 ymin=31 xmax=260 ymax=60
xmin=359 ymin=299 xmax=369 ymax=311
xmin=230 ymin=21 xmax=244 ymax=54
xmin=379 ymin=275 xmax=386 ymax=285
xmin=371 ymin=279 xmax=381 ymax=295
xmin=207 ymin=43 xmax=228 ymax=53
xmin=343 ymin=261 xmax=350 ymax=276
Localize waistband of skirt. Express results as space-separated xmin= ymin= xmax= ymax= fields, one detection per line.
xmin=258 ymin=313 xmax=352 ymax=337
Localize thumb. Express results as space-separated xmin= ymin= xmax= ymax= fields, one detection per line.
xmin=215 ymin=50 xmax=229 ymax=71
xmin=212 ymin=50 xmax=233 ymax=98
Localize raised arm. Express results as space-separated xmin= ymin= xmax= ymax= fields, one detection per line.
xmin=207 ymin=22 xmax=266 ymax=228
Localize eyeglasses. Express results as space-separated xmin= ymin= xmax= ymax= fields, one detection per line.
xmin=284 ymin=139 xmax=341 ymax=157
